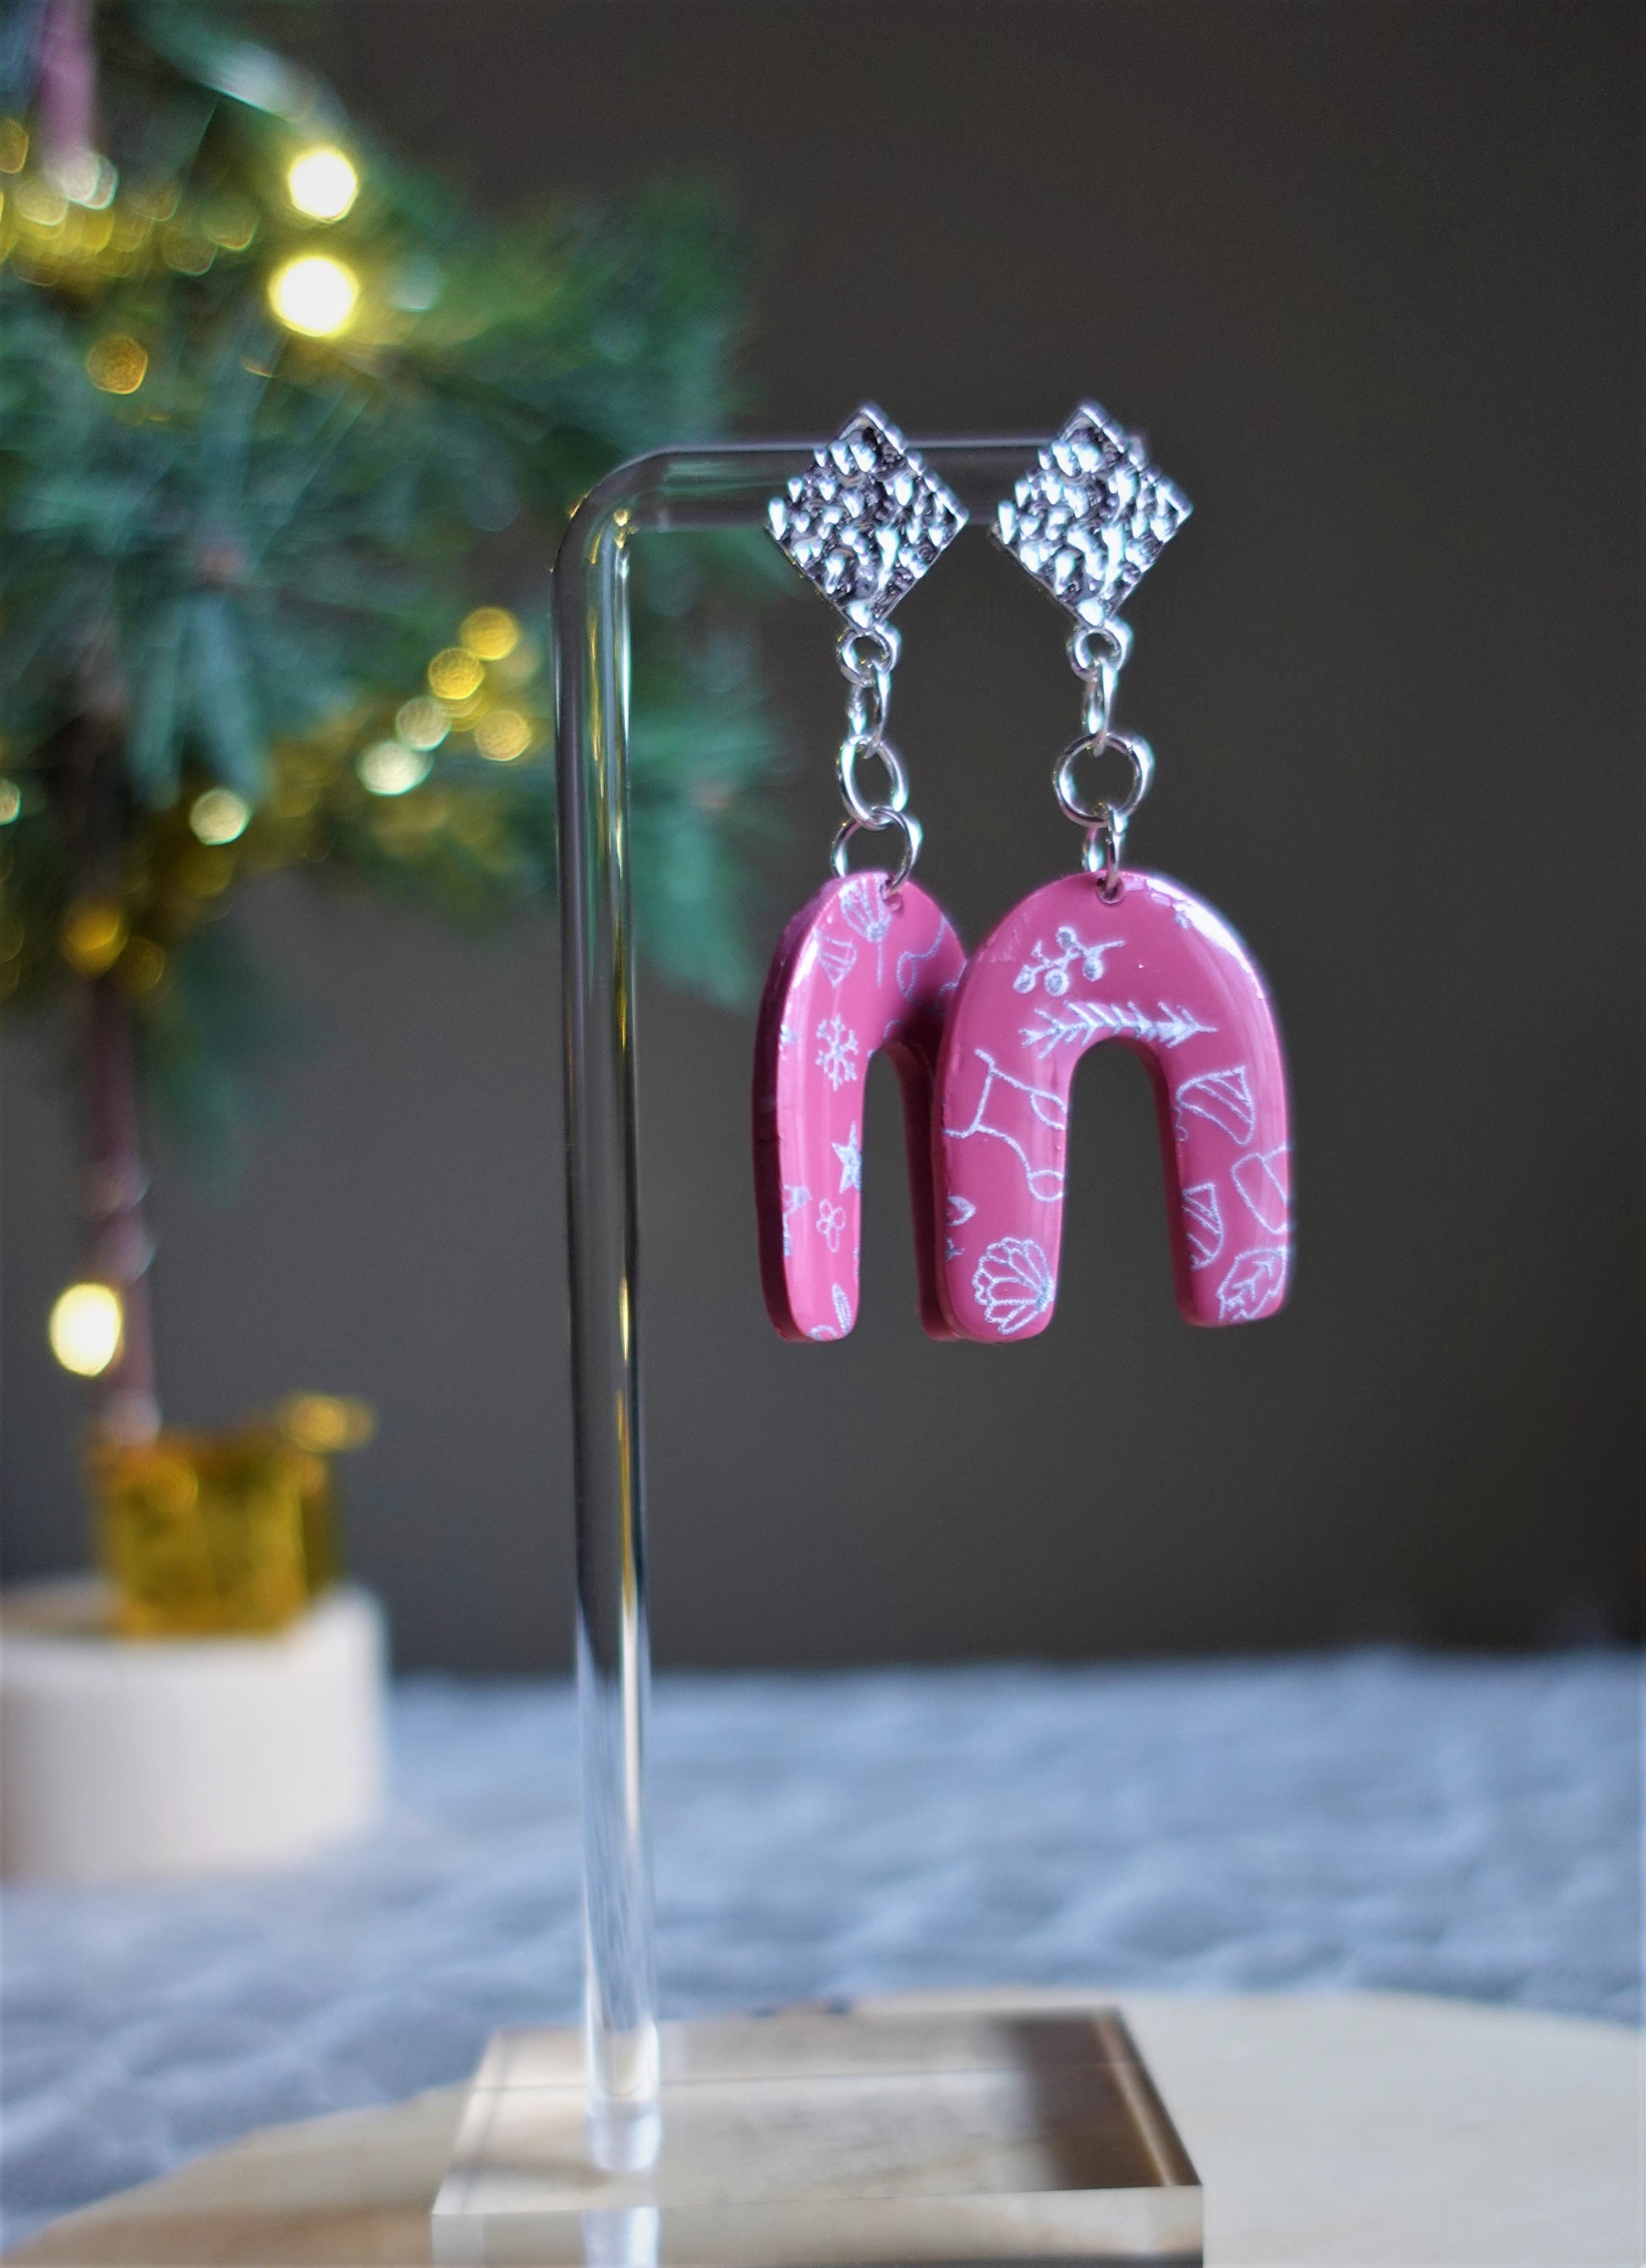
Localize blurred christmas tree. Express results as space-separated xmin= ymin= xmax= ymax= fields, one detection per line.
xmin=0 ymin=0 xmax=777 ymax=1448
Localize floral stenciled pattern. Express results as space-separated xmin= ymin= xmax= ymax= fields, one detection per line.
xmin=1012 ymin=925 xmax=1128 ymax=997
xmin=1232 ymin=1146 xmax=1289 ymax=1235
xmin=1182 ymin=1183 xmax=1225 ymax=1270
xmin=754 ymin=875 xmax=965 ymax=1342
xmin=972 ymin=1237 xmax=1056 ymax=1335
xmin=1020 ymin=998 xmax=1214 ymax=1058
xmin=935 ymin=869 xmax=1291 ymax=1339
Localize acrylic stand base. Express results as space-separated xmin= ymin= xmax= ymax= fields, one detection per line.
xmin=431 ymin=2000 xmax=1201 ymax=2265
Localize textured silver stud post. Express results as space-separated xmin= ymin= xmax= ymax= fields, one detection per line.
xmin=996 ymin=403 xmax=1191 ymax=625
xmin=768 ymin=406 xmax=968 ymax=628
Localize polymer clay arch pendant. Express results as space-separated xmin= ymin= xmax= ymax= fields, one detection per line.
xmin=932 ymin=868 xmax=1291 ymax=1341
xmin=754 ymin=874 xmax=965 ymax=1340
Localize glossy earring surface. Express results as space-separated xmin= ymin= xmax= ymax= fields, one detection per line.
xmin=755 ymin=875 xmax=964 ymax=1340
xmin=934 ymin=867 xmax=1289 ymax=1339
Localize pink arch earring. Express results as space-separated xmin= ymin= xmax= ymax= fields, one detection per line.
xmin=755 ymin=409 xmax=968 ymax=1341
xmin=934 ymin=404 xmax=1293 ymax=1341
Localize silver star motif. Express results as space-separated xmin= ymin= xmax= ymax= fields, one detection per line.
xmin=833 ymin=1121 xmax=863 ymax=1193
xmin=996 ymin=403 xmax=1190 ymax=625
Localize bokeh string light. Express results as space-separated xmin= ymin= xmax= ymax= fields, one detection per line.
xmin=84 ymin=333 xmax=146 ymax=392
xmin=11 ymin=604 xmax=551 ymax=1022
xmin=1 ymin=116 xmax=365 ymax=329
xmin=358 ymin=740 xmax=431 ymax=796
xmin=49 ymin=1282 xmax=123 ymax=1376
xmin=0 ymin=6 xmax=776 ymax=1167
xmin=189 ymin=788 xmax=250 ymax=845
xmin=286 ymin=147 xmax=359 ymax=222
xmin=267 ymin=250 xmax=358 ymax=337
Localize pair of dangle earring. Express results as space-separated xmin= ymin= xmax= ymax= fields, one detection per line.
xmin=755 ymin=404 xmax=1292 ymax=1345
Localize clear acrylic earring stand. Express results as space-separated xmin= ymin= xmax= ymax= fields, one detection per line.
xmin=431 ymin=437 xmax=1203 ymax=2266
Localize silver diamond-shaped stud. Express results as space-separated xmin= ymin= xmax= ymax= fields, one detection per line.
xmin=996 ymin=403 xmax=1191 ymax=626
xmin=768 ymin=406 xmax=967 ymax=628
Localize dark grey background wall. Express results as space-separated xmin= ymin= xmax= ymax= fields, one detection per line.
xmin=3 ymin=3 xmax=1639 ymax=1668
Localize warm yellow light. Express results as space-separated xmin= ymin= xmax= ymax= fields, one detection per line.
xmin=358 ymin=739 xmax=431 ymax=796
xmin=287 ymin=146 xmax=359 ymax=222
xmin=268 ymin=253 xmax=359 ymax=337
xmin=278 ymin=1392 xmax=376 ymax=1453
xmin=475 ymin=709 xmax=531 ymax=761
xmin=118 ymin=936 xmax=167 ymax=994
xmin=14 ymin=174 xmax=67 ymax=227
xmin=179 ymin=846 xmax=233 ymax=897
xmin=61 ymin=898 xmax=127 ymax=974
xmin=460 ymin=607 xmax=520 ymax=662
xmin=494 ymin=634 xmax=541 ymax=686
xmin=49 ymin=148 xmax=116 ymax=207
xmin=189 ymin=787 xmax=250 ymax=844
xmin=49 ymin=1282 xmax=123 ymax=1376
xmin=201 ymin=195 xmax=257 ymax=250
xmin=85 ymin=334 xmax=147 ymax=394
xmin=162 ymin=232 xmax=216 ymax=277
xmin=395 ymin=697 xmax=448 ymax=752
xmin=0 ymin=118 xmax=27 ymax=174
xmin=0 ymin=778 xmax=20 ymax=823
xmin=427 ymin=647 xmax=485 ymax=702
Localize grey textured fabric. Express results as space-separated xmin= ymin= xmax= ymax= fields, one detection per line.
xmin=1 ymin=1650 xmax=1638 ymax=2248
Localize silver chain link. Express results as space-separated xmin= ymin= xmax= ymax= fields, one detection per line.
xmin=1056 ymin=619 xmax=1152 ymax=898
xmin=832 ymin=623 xmax=918 ymax=887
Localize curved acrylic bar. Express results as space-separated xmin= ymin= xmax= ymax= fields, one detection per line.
xmin=754 ymin=875 xmax=964 ymax=1341
xmin=934 ymin=869 xmax=1292 ymax=1340
xmin=552 ymin=434 xmax=1059 ymax=2162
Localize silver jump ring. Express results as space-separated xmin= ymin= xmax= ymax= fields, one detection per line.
xmin=845 ymin=671 xmax=891 ymax=739
xmin=1068 ymin=619 xmax=1133 ymax=678
xmin=1053 ymin=729 xmax=1155 ymax=830
xmin=831 ymin=805 xmax=922 ymax=892
xmin=837 ymin=733 xmax=910 ymax=826
xmin=1069 ymin=623 xmax=1129 ymax=742
xmin=838 ymin=623 xmax=901 ymax=684
xmin=1080 ymin=669 xmax=1114 ymax=742
xmin=1082 ymin=810 xmax=1128 ymax=901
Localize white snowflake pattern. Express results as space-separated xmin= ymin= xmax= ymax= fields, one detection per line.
xmin=815 ymin=1013 xmax=860 ymax=1090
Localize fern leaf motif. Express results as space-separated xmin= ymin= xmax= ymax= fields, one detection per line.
xmin=1019 ymin=1001 xmax=1214 ymax=1058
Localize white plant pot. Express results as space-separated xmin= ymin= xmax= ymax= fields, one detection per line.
xmin=0 ymin=1579 xmax=387 ymax=1882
